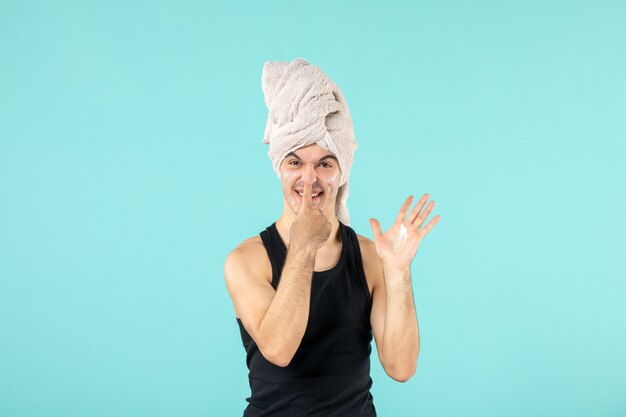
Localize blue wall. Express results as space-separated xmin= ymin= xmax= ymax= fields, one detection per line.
xmin=1 ymin=1 xmax=625 ymax=416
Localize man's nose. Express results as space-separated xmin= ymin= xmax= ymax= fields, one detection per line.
xmin=301 ymin=163 xmax=317 ymax=184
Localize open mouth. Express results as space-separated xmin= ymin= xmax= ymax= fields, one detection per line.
xmin=294 ymin=189 xmax=324 ymax=201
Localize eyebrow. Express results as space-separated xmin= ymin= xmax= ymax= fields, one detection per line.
xmin=286 ymin=152 xmax=338 ymax=163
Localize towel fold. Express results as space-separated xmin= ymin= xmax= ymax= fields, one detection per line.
xmin=261 ymin=58 xmax=358 ymax=225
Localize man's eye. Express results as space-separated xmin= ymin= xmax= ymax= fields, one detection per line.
xmin=288 ymin=160 xmax=331 ymax=168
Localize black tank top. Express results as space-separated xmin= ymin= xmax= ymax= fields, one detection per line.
xmin=236 ymin=221 xmax=377 ymax=417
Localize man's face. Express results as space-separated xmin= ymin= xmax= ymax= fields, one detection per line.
xmin=279 ymin=144 xmax=341 ymax=215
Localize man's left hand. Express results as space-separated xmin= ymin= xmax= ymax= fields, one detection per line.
xmin=368 ymin=194 xmax=441 ymax=273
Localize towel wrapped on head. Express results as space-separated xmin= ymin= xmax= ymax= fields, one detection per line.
xmin=261 ymin=58 xmax=358 ymax=225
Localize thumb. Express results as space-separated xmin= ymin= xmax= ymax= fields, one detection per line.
xmin=369 ymin=218 xmax=383 ymax=240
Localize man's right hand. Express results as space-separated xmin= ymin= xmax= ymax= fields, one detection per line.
xmin=289 ymin=181 xmax=332 ymax=254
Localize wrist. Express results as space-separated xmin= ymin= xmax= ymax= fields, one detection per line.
xmin=382 ymin=263 xmax=411 ymax=279
xmin=288 ymin=241 xmax=318 ymax=259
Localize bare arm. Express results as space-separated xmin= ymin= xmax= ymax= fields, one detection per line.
xmin=368 ymin=194 xmax=440 ymax=381
xmin=224 ymin=181 xmax=331 ymax=367
xmin=362 ymin=237 xmax=419 ymax=382
xmin=379 ymin=266 xmax=420 ymax=381
xmin=255 ymin=243 xmax=316 ymax=366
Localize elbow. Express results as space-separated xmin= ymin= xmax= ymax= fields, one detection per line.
xmin=259 ymin=345 xmax=295 ymax=368
xmin=388 ymin=367 xmax=416 ymax=383
xmin=266 ymin=354 xmax=293 ymax=368
xmin=253 ymin=328 xmax=298 ymax=367
xmin=384 ymin=358 xmax=418 ymax=383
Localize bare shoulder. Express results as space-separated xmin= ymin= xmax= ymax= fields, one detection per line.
xmin=232 ymin=235 xmax=265 ymax=256
xmin=356 ymin=233 xmax=374 ymax=251
xmin=356 ymin=234 xmax=378 ymax=263
xmin=224 ymin=235 xmax=272 ymax=285
xmin=355 ymin=233 xmax=383 ymax=293
xmin=224 ymin=234 xmax=274 ymax=321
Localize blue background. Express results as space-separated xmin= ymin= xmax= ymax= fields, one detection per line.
xmin=1 ymin=1 xmax=625 ymax=416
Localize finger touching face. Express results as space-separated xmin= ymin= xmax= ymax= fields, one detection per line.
xmin=301 ymin=181 xmax=312 ymax=211
xmin=279 ymin=145 xmax=341 ymax=215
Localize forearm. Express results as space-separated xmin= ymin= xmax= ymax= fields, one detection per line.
xmin=258 ymin=245 xmax=315 ymax=366
xmin=381 ymin=266 xmax=419 ymax=379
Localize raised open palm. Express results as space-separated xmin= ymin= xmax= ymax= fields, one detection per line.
xmin=368 ymin=194 xmax=441 ymax=271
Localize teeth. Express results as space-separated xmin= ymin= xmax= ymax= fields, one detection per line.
xmin=296 ymin=191 xmax=321 ymax=198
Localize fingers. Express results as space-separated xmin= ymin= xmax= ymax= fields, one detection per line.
xmin=369 ymin=218 xmax=383 ymax=240
xmin=301 ymin=181 xmax=313 ymax=211
xmin=419 ymin=214 xmax=441 ymax=236
xmin=412 ymin=200 xmax=436 ymax=227
xmin=395 ymin=195 xmax=414 ymax=224
xmin=408 ymin=194 xmax=431 ymax=224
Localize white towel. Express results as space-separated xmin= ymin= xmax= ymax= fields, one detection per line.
xmin=261 ymin=58 xmax=358 ymax=225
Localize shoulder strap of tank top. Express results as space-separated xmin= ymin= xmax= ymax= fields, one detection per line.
xmin=343 ymin=223 xmax=374 ymax=311
xmin=259 ymin=223 xmax=286 ymax=289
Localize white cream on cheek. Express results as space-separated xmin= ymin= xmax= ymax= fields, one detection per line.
xmin=326 ymin=173 xmax=337 ymax=189
xmin=323 ymin=174 xmax=337 ymax=206
xmin=280 ymin=169 xmax=300 ymax=211
xmin=280 ymin=166 xmax=339 ymax=212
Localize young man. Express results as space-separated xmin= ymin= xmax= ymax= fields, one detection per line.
xmin=224 ymin=58 xmax=440 ymax=416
